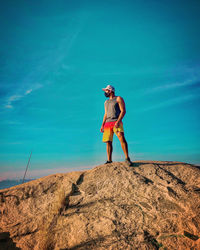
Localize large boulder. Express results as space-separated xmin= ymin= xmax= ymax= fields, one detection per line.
xmin=0 ymin=160 xmax=199 ymax=249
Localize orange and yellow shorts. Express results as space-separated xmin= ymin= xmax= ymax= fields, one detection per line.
xmin=102 ymin=121 xmax=124 ymax=142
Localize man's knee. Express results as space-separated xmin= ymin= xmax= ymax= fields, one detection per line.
xmin=106 ymin=141 xmax=113 ymax=144
xmin=117 ymin=132 xmax=125 ymax=141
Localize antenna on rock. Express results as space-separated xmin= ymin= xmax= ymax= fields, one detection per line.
xmin=22 ymin=151 xmax=32 ymax=184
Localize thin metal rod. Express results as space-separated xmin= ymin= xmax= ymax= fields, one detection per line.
xmin=22 ymin=151 xmax=32 ymax=184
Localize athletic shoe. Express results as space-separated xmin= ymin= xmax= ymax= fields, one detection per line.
xmin=104 ymin=160 xmax=113 ymax=164
xmin=125 ymin=157 xmax=132 ymax=166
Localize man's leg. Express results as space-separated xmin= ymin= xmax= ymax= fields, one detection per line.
xmin=116 ymin=132 xmax=129 ymax=159
xmin=106 ymin=141 xmax=113 ymax=161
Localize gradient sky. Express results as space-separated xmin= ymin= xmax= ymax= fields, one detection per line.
xmin=0 ymin=0 xmax=200 ymax=180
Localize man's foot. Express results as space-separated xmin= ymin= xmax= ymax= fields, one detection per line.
xmin=125 ymin=157 xmax=132 ymax=166
xmin=104 ymin=160 xmax=113 ymax=164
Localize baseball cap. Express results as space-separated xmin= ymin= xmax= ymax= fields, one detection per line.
xmin=102 ymin=84 xmax=115 ymax=92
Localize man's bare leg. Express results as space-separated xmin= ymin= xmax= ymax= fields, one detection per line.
xmin=116 ymin=132 xmax=129 ymax=158
xmin=106 ymin=141 xmax=113 ymax=161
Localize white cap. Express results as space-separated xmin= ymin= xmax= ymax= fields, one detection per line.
xmin=102 ymin=84 xmax=115 ymax=92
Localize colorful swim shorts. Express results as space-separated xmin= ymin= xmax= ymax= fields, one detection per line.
xmin=102 ymin=121 xmax=124 ymax=142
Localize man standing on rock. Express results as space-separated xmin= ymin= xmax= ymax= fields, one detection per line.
xmin=100 ymin=84 xmax=132 ymax=166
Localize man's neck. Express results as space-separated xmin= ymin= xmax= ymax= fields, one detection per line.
xmin=109 ymin=94 xmax=116 ymax=99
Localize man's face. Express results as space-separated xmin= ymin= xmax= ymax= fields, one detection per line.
xmin=104 ymin=89 xmax=111 ymax=98
xmin=105 ymin=89 xmax=111 ymax=95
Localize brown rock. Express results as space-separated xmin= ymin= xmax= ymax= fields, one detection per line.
xmin=0 ymin=160 xmax=200 ymax=249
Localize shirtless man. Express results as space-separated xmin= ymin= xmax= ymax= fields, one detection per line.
xmin=100 ymin=84 xmax=132 ymax=166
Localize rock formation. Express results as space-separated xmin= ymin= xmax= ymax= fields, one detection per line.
xmin=0 ymin=160 xmax=200 ymax=249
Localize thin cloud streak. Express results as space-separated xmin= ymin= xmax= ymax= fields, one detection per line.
xmin=143 ymin=78 xmax=199 ymax=95
xmin=25 ymin=89 xmax=33 ymax=95
xmin=5 ymin=95 xmax=22 ymax=109
xmin=4 ymin=83 xmax=43 ymax=109
xmin=140 ymin=93 xmax=200 ymax=112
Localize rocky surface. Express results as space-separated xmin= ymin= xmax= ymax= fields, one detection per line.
xmin=0 ymin=160 xmax=200 ymax=249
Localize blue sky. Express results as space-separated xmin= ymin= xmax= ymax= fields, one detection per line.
xmin=0 ymin=0 xmax=200 ymax=180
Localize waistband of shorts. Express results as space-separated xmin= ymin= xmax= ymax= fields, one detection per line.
xmin=104 ymin=121 xmax=123 ymax=128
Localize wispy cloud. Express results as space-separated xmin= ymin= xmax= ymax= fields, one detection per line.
xmin=143 ymin=78 xmax=199 ymax=96
xmin=4 ymin=83 xmax=43 ymax=109
xmin=48 ymin=12 xmax=88 ymax=70
xmin=4 ymin=95 xmax=22 ymax=109
xmin=140 ymin=93 xmax=200 ymax=112
xmin=25 ymin=89 xmax=33 ymax=95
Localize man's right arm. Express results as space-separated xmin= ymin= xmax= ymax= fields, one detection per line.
xmin=101 ymin=102 xmax=107 ymax=127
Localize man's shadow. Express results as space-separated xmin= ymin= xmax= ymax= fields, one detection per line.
xmin=0 ymin=232 xmax=21 ymax=249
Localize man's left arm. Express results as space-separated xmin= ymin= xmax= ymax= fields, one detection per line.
xmin=116 ymin=97 xmax=126 ymax=125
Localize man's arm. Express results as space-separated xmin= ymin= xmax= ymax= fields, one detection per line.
xmin=116 ymin=97 xmax=126 ymax=123
xmin=101 ymin=101 xmax=107 ymax=127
